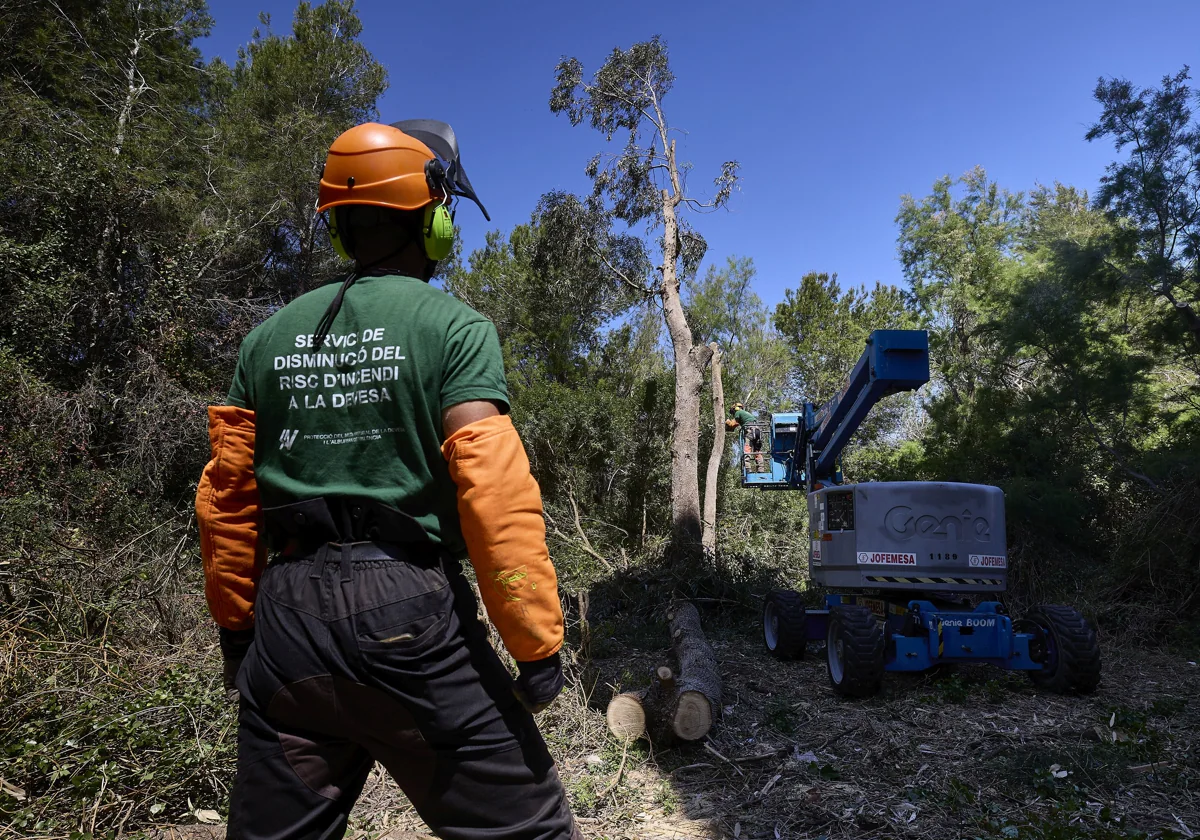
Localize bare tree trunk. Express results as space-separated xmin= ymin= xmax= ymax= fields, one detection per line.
xmin=111 ymin=10 xmax=144 ymax=159
xmin=701 ymin=342 xmax=725 ymax=555
xmin=96 ymin=3 xmax=146 ymax=286
xmin=659 ymin=139 xmax=712 ymax=554
xmin=668 ymin=341 xmax=708 ymax=550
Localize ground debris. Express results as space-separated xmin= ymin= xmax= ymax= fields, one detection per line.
xmin=180 ymin=626 xmax=1198 ymax=840
xmin=553 ymin=626 xmax=1200 ymax=839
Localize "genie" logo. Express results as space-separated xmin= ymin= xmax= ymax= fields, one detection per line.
xmin=884 ymin=506 xmax=991 ymax=542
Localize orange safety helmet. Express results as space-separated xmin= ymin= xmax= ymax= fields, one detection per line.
xmin=317 ymin=122 xmax=443 ymax=215
xmin=310 ymin=120 xmax=490 ymax=349
xmin=316 ymin=120 xmax=489 ymax=263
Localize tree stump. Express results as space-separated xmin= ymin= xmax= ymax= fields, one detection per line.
xmin=604 ymin=602 xmax=722 ymax=744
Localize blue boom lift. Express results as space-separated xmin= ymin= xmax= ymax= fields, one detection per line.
xmin=744 ymin=330 xmax=1101 ymax=697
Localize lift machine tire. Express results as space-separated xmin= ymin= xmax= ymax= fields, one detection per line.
xmin=827 ymin=604 xmax=886 ymax=697
xmin=763 ymin=590 xmax=808 ymax=660
xmin=1023 ymin=605 xmax=1102 ymax=694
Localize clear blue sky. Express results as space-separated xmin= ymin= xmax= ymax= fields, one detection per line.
xmin=199 ymin=0 xmax=1200 ymax=309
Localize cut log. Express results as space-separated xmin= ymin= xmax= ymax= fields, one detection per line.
xmin=605 ymin=666 xmax=672 ymax=743
xmin=605 ymin=692 xmax=646 ymax=742
xmin=672 ymin=689 xmax=713 ymax=741
xmin=667 ymin=602 xmax=721 ymax=738
xmin=603 ymin=603 xmax=722 ymax=745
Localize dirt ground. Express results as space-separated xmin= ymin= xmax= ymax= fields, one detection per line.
xmin=330 ymin=609 xmax=1200 ymax=840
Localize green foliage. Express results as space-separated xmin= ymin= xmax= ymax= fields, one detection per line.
xmin=1150 ymin=695 xmax=1188 ymax=718
xmin=889 ymin=141 xmax=1200 ymax=611
xmin=1088 ymin=67 xmax=1200 ymax=360
xmin=1099 ymin=704 xmax=1173 ymax=764
xmin=213 ymin=1 xmax=387 ymax=301
xmin=445 ymin=193 xmax=645 ymax=385
xmin=897 ymin=166 xmax=1023 ymax=406
xmin=0 ymin=0 xmax=387 ymax=506
xmin=0 ymin=0 xmax=213 ymax=382
xmin=714 ymin=468 xmax=810 ymax=592
xmin=551 ymin=37 xmax=739 ymax=234
xmin=686 ymin=256 xmax=790 ymax=408
xmin=565 ymin=772 xmax=601 ymax=812
xmin=774 ymin=271 xmax=919 ymax=405
xmin=914 ymin=668 xmax=1027 ymax=707
xmin=934 ymin=673 xmax=971 ymax=704
xmin=445 ymin=198 xmax=676 ymax=586
xmin=763 ymin=697 xmax=801 ymax=734
xmin=514 ymin=373 xmax=674 ymax=585
xmin=2 ymin=652 xmax=235 ymax=834
xmin=653 ymin=780 xmax=679 ymax=815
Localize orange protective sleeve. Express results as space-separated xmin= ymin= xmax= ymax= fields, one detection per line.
xmin=195 ymin=406 xmax=266 ymax=631
xmin=441 ymin=414 xmax=565 ymax=662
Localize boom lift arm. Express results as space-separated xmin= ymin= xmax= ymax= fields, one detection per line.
xmin=741 ymin=330 xmax=930 ymax=492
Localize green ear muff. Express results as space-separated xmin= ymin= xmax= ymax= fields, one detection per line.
xmin=327 ymin=210 xmax=351 ymax=260
xmin=423 ymin=203 xmax=455 ymax=261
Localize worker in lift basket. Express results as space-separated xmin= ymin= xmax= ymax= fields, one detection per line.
xmin=726 ymin=402 xmax=765 ymax=471
xmin=195 ymin=120 xmax=581 ymax=840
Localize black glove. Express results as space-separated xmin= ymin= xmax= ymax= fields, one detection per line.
xmin=218 ymin=626 xmax=255 ymax=694
xmin=513 ymin=652 xmax=565 ymax=713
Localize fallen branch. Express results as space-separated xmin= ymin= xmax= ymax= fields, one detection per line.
xmin=545 ymin=497 xmax=614 ymax=572
xmin=597 ymin=740 xmax=629 ymax=802
xmin=703 ymin=739 xmax=744 ymax=776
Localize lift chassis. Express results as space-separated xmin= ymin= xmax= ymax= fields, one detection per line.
xmin=746 ymin=331 xmax=1101 ymax=697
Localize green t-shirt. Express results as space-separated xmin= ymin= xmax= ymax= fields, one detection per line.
xmin=733 ymin=409 xmax=757 ymax=426
xmin=227 ymin=273 xmax=509 ymax=552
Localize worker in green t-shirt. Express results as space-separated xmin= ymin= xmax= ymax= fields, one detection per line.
xmin=728 ymin=402 xmax=757 ymax=428
xmin=726 ymin=402 xmax=765 ymax=471
xmin=195 ymin=121 xmax=579 ymax=840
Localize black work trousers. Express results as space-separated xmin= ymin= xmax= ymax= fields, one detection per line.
xmin=229 ymin=542 xmax=579 ymax=840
